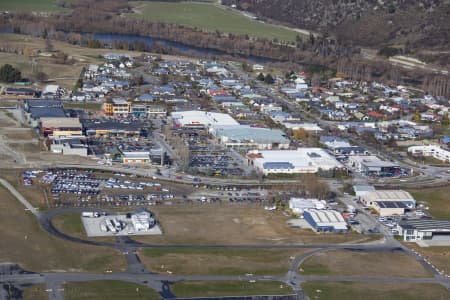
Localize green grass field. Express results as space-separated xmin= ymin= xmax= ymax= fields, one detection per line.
xmin=171 ymin=281 xmax=294 ymax=298
xmin=409 ymin=186 xmax=450 ymax=220
xmin=64 ymin=281 xmax=162 ymax=300
xmin=127 ymin=1 xmax=300 ymax=42
xmin=64 ymin=102 xmax=102 ymax=111
xmin=0 ymin=0 xmax=70 ymax=12
xmin=302 ymin=282 xmax=449 ymax=300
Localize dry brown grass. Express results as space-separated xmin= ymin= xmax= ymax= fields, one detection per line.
xmin=138 ymin=247 xmax=309 ymax=275
xmin=406 ymin=244 xmax=450 ymax=274
xmin=302 ymin=282 xmax=449 ymax=300
xmin=0 ymin=184 xmax=126 ymax=273
xmin=300 ymin=249 xmax=432 ymax=278
xmin=132 ymin=204 xmax=371 ymax=245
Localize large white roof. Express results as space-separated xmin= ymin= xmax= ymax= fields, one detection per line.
xmin=171 ymin=110 xmax=239 ymax=127
xmin=250 ymin=148 xmax=343 ymax=171
xmin=305 ymin=209 xmax=347 ymax=230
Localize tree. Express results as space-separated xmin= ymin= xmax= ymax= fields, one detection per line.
xmin=293 ymin=128 xmax=308 ymax=141
xmin=256 ymin=72 xmax=265 ymax=81
xmin=0 ymin=64 xmax=22 ymax=83
xmin=264 ymin=73 xmax=275 ymax=84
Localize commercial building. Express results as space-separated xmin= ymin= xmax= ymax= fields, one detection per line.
xmin=408 ymin=145 xmax=450 ymax=163
xmin=50 ymin=137 xmax=88 ymax=157
xmin=397 ymin=219 xmax=450 ymax=245
xmin=102 ymin=98 xmax=130 ymax=116
xmin=22 ymin=100 xmax=66 ymax=127
xmin=40 ymin=117 xmax=82 ymax=137
xmin=303 ymin=209 xmax=348 ymax=233
xmin=289 ymin=198 xmax=326 ymax=214
xmin=362 ymin=190 xmax=416 ymax=216
xmin=247 ymin=148 xmax=344 ymax=175
xmin=82 ymin=119 xmax=146 ymax=137
xmin=171 ymin=110 xmax=239 ymax=129
xmin=212 ymin=125 xmax=290 ymax=150
xmin=348 ymin=155 xmax=401 ymax=176
xmin=121 ymin=151 xmax=150 ymax=164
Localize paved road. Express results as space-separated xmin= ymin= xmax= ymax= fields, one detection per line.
xmin=0 ymin=178 xmax=40 ymax=217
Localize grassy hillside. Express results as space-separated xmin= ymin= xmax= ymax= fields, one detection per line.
xmin=126 ymin=1 xmax=300 ymax=42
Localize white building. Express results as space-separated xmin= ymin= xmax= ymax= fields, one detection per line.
xmin=171 ymin=110 xmax=239 ymax=130
xmin=397 ymin=219 xmax=450 ymax=245
xmin=248 ymin=148 xmax=344 ymax=175
xmin=303 ymin=209 xmax=348 ymax=233
xmin=289 ymin=198 xmax=326 ymax=214
xmin=408 ymin=145 xmax=450 ymax=163
xmin=131 ymin=209 xmax=156 ymax=232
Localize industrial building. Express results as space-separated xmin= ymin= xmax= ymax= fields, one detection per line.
xmin=353 ymin=185 xmax=376 ymax=198
xmin=397 ymin=219 xmax=450 ymax=245
xmin=171 ymin=110 xmax=239 ymax=129
xmin=247 ymin=148 xmax=344 ymax=175
xmin=408 ymin=145 xmax=450 ymax=163
xmin=362 ymin=190 xmax=416 ymax=216
xmin=212 ymin=125 xmax=290 ymax=150
xmin=303 ymin=209 xmax=348 ymax=233
xmin=289 ymin=198 xmax=326 ymax=214
xmin=348 ymin=155 xmax=401 ymax=176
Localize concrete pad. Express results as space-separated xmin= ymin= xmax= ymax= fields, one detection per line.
xmin=81 ymin=215 xmax=162 ymax=237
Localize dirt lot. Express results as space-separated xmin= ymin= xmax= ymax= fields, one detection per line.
xmin=302 ymin=282 xmax=448 ymax=300
xmin=132 ymin=204 xmax=373 ymax=245
xmin=300 ymin=249 xmax=432 ymax=278
xmin=0 ymin=184 xmax=126 ymax=273
xmin=139 ymin=248 xmax=309 ymax=275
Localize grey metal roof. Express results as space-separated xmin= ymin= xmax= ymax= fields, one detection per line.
xmin=399 ymin=219 xmax=450 ymax=231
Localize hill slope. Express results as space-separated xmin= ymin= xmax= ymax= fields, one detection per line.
xmin=224 ymin=0 xmax=450 ymax=50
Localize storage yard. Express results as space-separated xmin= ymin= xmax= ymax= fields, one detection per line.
xmin=81 ymin=209 xmax=162 ymax=237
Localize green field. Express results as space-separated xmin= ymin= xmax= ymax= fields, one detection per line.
xmin=171 ymin=281 xmax=294 ymax=298
xmin=0 ymin=0 xmax=70 ymax=12
xmin=127 ymin=1 xmax=300 ymax=42
xmin=409 ymin=185 xmax=450 ymax=220
xmin=64 ymin=102 xmax=102 ymax=111
xmin=302 ymin=282 xmax=449 ymax=300
xmin=64 ymin=281 xmax=162 ymax=300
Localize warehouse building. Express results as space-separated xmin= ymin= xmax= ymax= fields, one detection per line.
xmin=303 ymin=209 xmax=348 ymax=233
xmin=247 ymin=148 xmax=344 ymax=175
xmin=348 ymin=155 xmax=401 ymax=176
xmin=353 ymin=185 xmax=376 ymax=198
xmin=289 ymin=198 xmax=326 ymax=214
xmin=397 ymin=219 xmax=450 ymax=245
xmin=362 ymin=190 xmax=416 ymax=216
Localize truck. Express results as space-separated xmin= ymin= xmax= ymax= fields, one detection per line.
xmin=346 ymin=205 xmax=356 ymax=214
xmin=82 ymin=211 xmax=100 ymax=218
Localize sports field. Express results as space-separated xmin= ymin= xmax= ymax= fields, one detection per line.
xmin=127 ymin=1 xmax=300 ymax=42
